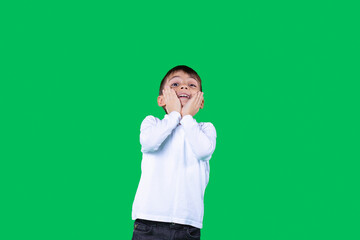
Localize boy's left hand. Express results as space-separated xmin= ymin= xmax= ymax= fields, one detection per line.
xmin=181 ymin=91 xmax=204 ymax=117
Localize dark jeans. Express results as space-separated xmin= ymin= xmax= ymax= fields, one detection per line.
xmin=132 ymin=218 xmax=201 ymax=240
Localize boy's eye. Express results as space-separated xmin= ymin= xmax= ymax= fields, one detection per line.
xmin=190 ymin=84 xmax=197 ymax=87
xmin=171 ymin=83 xmax=179 ymax=87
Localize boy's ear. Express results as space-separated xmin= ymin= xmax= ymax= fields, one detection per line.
xmin=200 ymin=99 xmax=204 ymax=109
xmin=157 ymin=95 xmax=165 ymax=107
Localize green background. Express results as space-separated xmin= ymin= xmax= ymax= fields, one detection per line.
xmin=1 ymin=0 xmax=359 ymax=239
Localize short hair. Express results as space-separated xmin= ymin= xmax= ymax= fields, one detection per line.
xmin=159 ymin=65 xmax=203 ymax=113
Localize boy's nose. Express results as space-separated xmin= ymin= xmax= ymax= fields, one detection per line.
xmin=180 ymin=85 xmax=188 ymax=89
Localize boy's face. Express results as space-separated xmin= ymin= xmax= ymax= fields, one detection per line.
xmin=159 ymin=70 xmax=203 ymax=107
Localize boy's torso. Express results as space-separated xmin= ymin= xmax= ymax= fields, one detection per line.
xmin=132 ymin=115 xmax=212 ymax=229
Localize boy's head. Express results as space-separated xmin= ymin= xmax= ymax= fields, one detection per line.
xmin=157 ymin=65 xmax=204 ymax=114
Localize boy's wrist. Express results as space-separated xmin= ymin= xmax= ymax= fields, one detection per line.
xmin=181 ymin=112 xmax=195 ymax=118
xmin=168 ymin=110 xmax=182 ymax=119
xmin=182 ymin=115 xmax=193 ymax=119
xmin=169 ymin=110 xmax=181 ymax=115
xmin=167 ymin=107 xmax=181 ymax=114
xmin=180 ymin=114 xmax=196 ymax=125
xmin=181 ymin=109 xmax=193 ymax=117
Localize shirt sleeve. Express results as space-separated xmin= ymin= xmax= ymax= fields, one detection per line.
xmin=140 ymin=111 xmax=181 ymax=153
xmin=180 ymin=115 xmax=217 ymax=161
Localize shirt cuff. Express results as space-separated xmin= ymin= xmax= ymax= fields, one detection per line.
xmin=180 ymin=114 xmax=197 ymax=126
xmin=168 ymin=111 xmax=182 ymax=122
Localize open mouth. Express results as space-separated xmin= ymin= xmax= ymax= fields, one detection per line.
xmin=178 ymin=94 xmax=190 ymax=99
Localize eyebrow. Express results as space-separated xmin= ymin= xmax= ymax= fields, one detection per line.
xmin=168 ymin=76 xmax=198 ymax=82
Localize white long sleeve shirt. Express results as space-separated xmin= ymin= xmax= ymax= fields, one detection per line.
xmin=131 ymin=111 xmax=217 ymax=229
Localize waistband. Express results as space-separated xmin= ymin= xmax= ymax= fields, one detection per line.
xmin=136 ymin=218 xmax=194 ymax=230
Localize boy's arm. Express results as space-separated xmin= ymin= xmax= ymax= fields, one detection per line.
xmin=180 ymin=115 xmax=217 ymax=161
xmin=140 ymin=87 xmax=182 ymax=153
xmin=140 ymin=111 xmax=181 ymax=153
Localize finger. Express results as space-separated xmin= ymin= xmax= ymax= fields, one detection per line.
xmin=172 ymin=89 xmax=181 ymax=103
xmin=163 ymin=88 xmax=169 ymax=103
xmin=191 ymin=92 xmax=200 ymax=103
xmin=195 ymin=92 xmax=203 ymax=108
xmin=195 ymin=92 xmax=201 ymax=107
xmin=168 ymin=88 xmax=174 ymax=98
xmin=194 ymin=91 xmax=201 ymax=103
xmin=170 ymin=88 xmax=177 ymax=99
xmin=166 ymin=87 xmax=172 ymax=99
xmin=199 ymin=92 xmax=204 ymax=103
xmin=167 ymin=89 xmax=173 ymax=103
xmin=200 ymin=92 xmax=204 ymax=107
xmin=162 ymin=89 xmax=167 ymax=102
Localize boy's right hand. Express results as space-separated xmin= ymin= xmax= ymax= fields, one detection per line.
xmin=162 ymin=86 xmax=181 ymax=114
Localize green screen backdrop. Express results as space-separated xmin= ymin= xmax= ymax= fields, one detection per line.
xmin=1 ymin=1 xmax=359 ymax=239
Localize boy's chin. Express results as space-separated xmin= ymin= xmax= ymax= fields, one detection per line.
xmin=179 ymin=99 xmax=189 ymax=106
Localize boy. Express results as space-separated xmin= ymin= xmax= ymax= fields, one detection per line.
xmin=131 ymin=65 xmax=217 ymax=240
